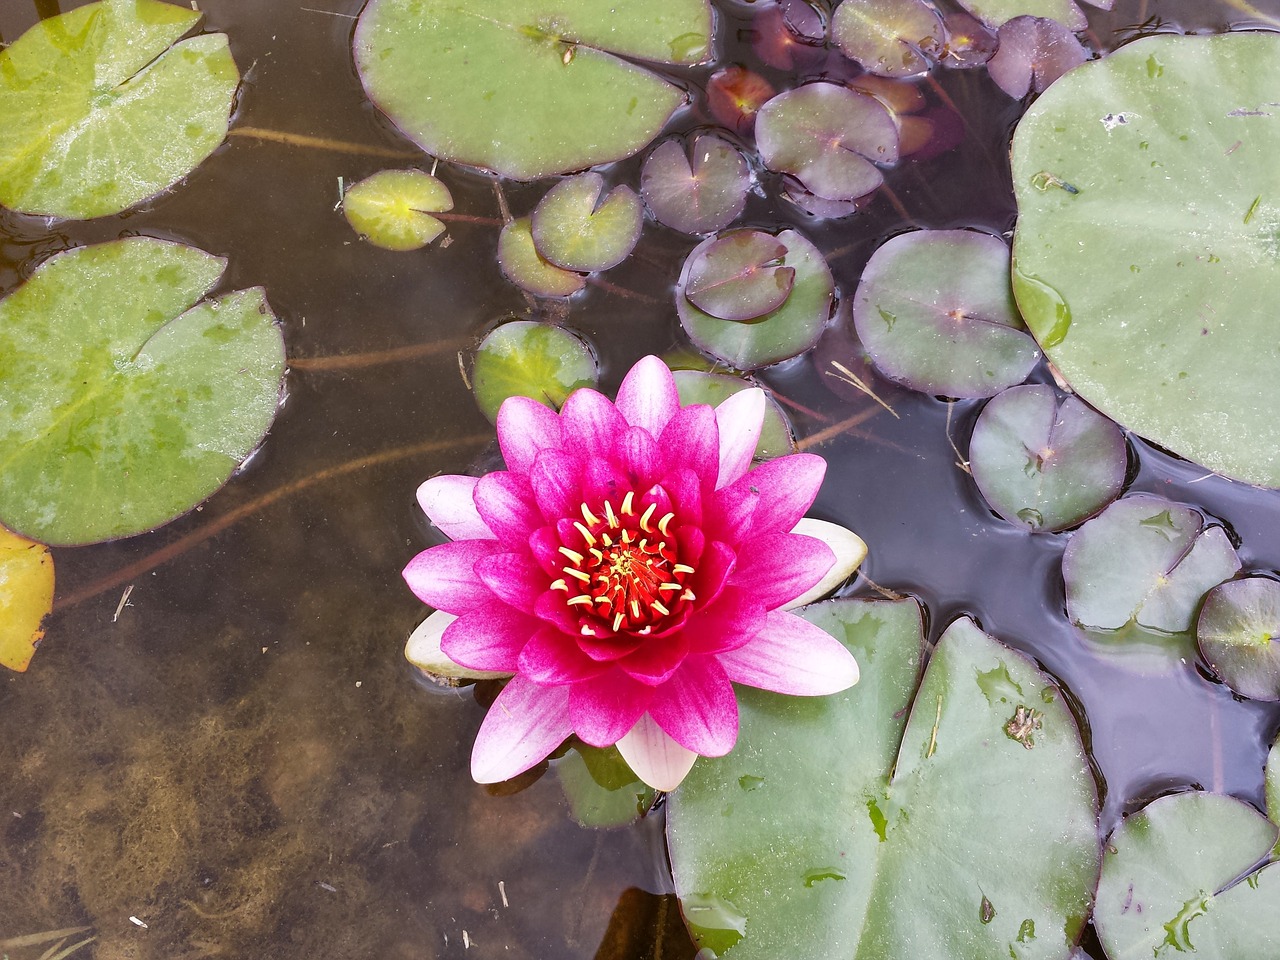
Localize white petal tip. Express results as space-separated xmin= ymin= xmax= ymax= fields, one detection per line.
xmin=617 ymin=716 xmax=700 ymax=791
xmin=406 ymin=611 xmax=512 ymax=684
xmin=783 ymin=518 xmax=868 ymax=610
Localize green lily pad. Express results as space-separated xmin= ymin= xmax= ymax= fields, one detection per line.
xmin=1196 ymin=577 xmax=1280 ymax=702
xmin=555 ymin=744 xmax=656 ymax=829
xmin=954 ymin=0 xmax=1087 ymax=30
xmin=530 ymin=174 xmax=643 ymax=273
xmin=471 ymin=320 xmax=598 ymax=422
xmin=853 ymin=230 xmax=1040 ymax=398
xmin=0 ymin=238 xmax=284 ymax=545
xmin=682 ymin=231 xmax=796 ymax=321
xmin=670 ymin=369 xmax=796 ymax=461
xmin=668 ymin=601 xmax=1098 ymax=960
xmin=969 ymin=384 xmax=1126 ymax=532
xmin=353 ymin=0 xmax=711 ymax=180
xmin=641 ymin=135 xmax=751 ymax=235
xmin=678 ymin=228 xmax=833 ymax=370
xmin=497 ymin=217 xmax=587 ymax=298
xmin=831 ymin=0 xmax=945 ymax=79
xmin=1268 ymin=735 xmax=1280 ymax=855
xmin=342 ymin=169 xmax=454 ymax=250
xmin=0 ymin=0 xmax=239 ymax=220
xmin=1094 ymin=793 xmax=1280 ymax=960
xmin=1012 ymin=33 xmax=1280 ymax=488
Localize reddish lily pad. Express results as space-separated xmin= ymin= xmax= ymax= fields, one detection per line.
xmin=940 ymin=11 xmax=998 ymax=68
xmin=987 ymin=16 xmax=1087 ymax=99
xmin=706 ymin=66 xmax=776 ymax=135
xmin=342 ymin=169 xmax=453 ymax=251
xmin=852 ymin=230 xmax=1040 ymax=398
xmin=969 ymin=385 xmax=1126 ymax=532
xmin=671 ymin=369 xmax=796 ymax=460
xmin=497 ymin=217 xmax=586 ymax=298
xmin=531 ymin=174 xmax=643 ymax=273
xmin=471 ymin=320 xmax=598 ymax=422
xmin=1197 ymin=577 xmax=1280 ymax=702
xmin=682 ymin=231 xmax=796 ymax=321
xmin=752 ymin=0 xmax=828 ymax=70
xmin=831 ymin=0 xmax=945 ymax=79
xmin=0 ymin=528 xmax=54 ymax=674
xmin=641 ymin=136 xmax=751 ymax=235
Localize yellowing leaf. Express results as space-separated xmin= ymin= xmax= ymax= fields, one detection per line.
xmin=0 ymin=528 xmax=54 ymax=673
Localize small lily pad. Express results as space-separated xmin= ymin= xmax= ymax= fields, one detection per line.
xmin=831 ymin=0 xmax=945 ymax=78
xmin=342 ymin=169 xmax=454 ymax=251
xmin=0 ymin=238 xmax=285 ymax=545
xmin=753 ymin=0 xmax=828 ymax=71
xmin=556 ymin=744 xmax=656 ymax=828
xmin=497 ymin=217 xmax=587 ymax=298
xmin=671 ymin=369 xmax=795 ymax=460
xmin=530 ymin=173 xmax=642 ymax=273
xmin=940 ymin=11 xmax=998 ymax=68
xmin=641 ymin=136 xmax=751 ymax=234
xmin=1268 ymin=735 xmax=1280 ymax=853
xmin=682 ymin=231 xmax=796 ymax=321
xmin=1196 ymin=577 xmax=1280 ymax=702
xmin=969 ymin=384 xmax=1126 ymax=532
xmin=852 ymin=230 xmax=1040 ymax=397
xmin=0 ymin=0 xmax=239 ymax=219
xmin=987 ymin=16 xmax=1087 ymax=99
xmin=471 ymin=320 xmax=598 ymax=422
xmin=705 ymin=66 xmax=777 ymax=135
xmin=0 ymin=529 xmax=54 ymax=674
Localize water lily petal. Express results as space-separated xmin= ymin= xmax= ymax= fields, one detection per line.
xmin=403 ymin=540 xmax=504 ymax=613
xmin=529 ymin=449 xmax=584 ymax=523
xmin=682 ymin=587 xmax=766 ymax=654
xmin=618 ymin=629 xmax=691 ymax=685
xmin=732 ymin=532 xmax=835 ymax=609
xmin=650 ymin=656 xmax=739 ymax=756
xmin=407 ymin=611 xmax=514 ymax=681
xmin=615 ymin=425 xmax=665 ymax=488
xmin=660 ymin=405 xmax=720 ymax=490
xmin=497 ymin=395 xmax=563 ymax=475
xmin=718 ymin=609 xmax=860 ymax=694
xmin=476 ymin=553 xmax=549 ymax=609
xmin=705 ymin=480 xmax=760 ymax=543
xmin=518 ymin=626 xmax=608 ymax=683
xmin=617 ymin=713 xmax=699 ymax=791
xmin=416 ymin=475 xmax=495 ymax=541
xmin=692 ymin=541 xmax=737 ymax=609
xmin=570 ymin=669 xmax=653 ymax=747
xmin=783 ymin=518 xmax=867 ymax=609
xmin=739 ymin=453 xmax=827 ymax=538
xmin=474 ymin=472 xmax=543 ymax=546
xmin=560 ymin=387 xmax=628 ymax=460
xmin=440 ymin=605 xmax=539 ymax=671
xmin=616 ymin=354 xmax=681 ymax=436
xmin=471 ymin=676 xmax=573 ymax=784
xmin=714 ymin=388 xmax=766 ymax=489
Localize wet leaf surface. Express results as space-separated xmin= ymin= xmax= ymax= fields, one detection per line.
xmin=498 ymin=217 xmax=588 ymax=297
xmin=1196 ymin=577 xmax=1280 ymax=702
xmin=342 ymin=169 xmax=454 ymax=251
xmin=954 ymin=0 xmax=1087 ymax=30
xmin=641 ymin=136 xmax=751 ymax=234
xmin=470 ymin=320 xmax=598 ymax=422
xmin=531 ymin=174 xmax=643 ymax=273
xmin=682 ymin=231 xmax=796 ymax=320
xmin=555 ymin=745 xmax=655 ymax=829
xmin=670 ymin=369 xmax=795 ymax=460
xmin=831 ymin=0 xmax=945 ymax=78
xmin=0 ymin=529 xmax=54 ymax=674
xmin=988 ymin=16 xmax=1087 ymax=99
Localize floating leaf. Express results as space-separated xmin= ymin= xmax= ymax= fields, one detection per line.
xmin=678 ymin=229 xmax=833 ymax=370
xmin=1196 ymin=577 xmax=1280 ymax=702
xmin=669 ymin=602 xmax=1098 ymax=960
xmin=342 ymin=169 xmax=454 ymax=251
xmin=0 ymin=0 xmax=239 ymax=219
xmin=497 ymin=217 xmax=587 ymax=298
xmin=852 ymin=230 xmax=1040 ymax=397
xmin=969 ymin=384 xmax=1126 ymax=532
xmin=682 ymin=231 xmax=796 ymax=321
xmin=555 ymin=745 xmax=656 ymax=828
xmin=1269 ymin=735 xmax=1280 ymax=854
xmin=353 ymin=0 xmax=711 ymax=180
xmin=705 ymin=66 xmax=777 ymax=135
xmin=831 ymin=0 xmax=945 ymax=78
xmin=1094 ymin=793 xmax=1280 ymax=960
xmin=752 ymin=0 xmax=828 ymax=71
xmin=671 ymin=369 xmax=796 ymax=460
xmin=641 ymin=136 xmax=751 ymax=235
xmin=954 ymin=0 xmax=1087 ymax=30
xmin=471 ymin=320 xmax=598 ymax=422
xmin=530 ymin=174 xmax=642 ymax=272
xmin=940 ymin=11 xmax=998 ymax=68
xmin=0 ymin=238 xmax=284 ymax=545
xmin=0 ymin=528 xmax=54 ymax=674
xmin=756 ymin=82 xmax=899 ymax=201
xmin=987 ymin=16 xmax=1087 ymax=99
xmin=1012 ymin=34 xmax=1280 ymax=487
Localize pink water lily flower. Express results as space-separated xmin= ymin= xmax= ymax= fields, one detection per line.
xmin=404 ymin=356 xmax=862 ymax=791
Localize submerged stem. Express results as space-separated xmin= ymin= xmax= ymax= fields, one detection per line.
xmin=228 ymin=126 xmax=419 ymax=159
xmin=290 ymin=337 xmax=472 ymax=372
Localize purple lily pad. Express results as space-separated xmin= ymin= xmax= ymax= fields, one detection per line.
xmin=969 ymin=384 xmax=1126 ymax=532
xmin=940 ymin=11 xmax=997 ymax=68
xmin=752 ymin=0 xmax=828 ymax=71
xmin=530 ymin=173 xmax=642 ymax=273
xmin=641 ymin=135 xmax=751 ymax=235
xmin=1197 ymin=577 xmax=1280 ymax=702
xmin=831 ymin=0 xmax=945 ymax=79
xmin=682 ymin=231 xmax=796 ymax=321
xmin=755 ymin=82 xmax=899 ymax=201
xmin=852 ymin=229 xmax=1040 ymax=398
xmin=497 ymin=217 xmax=586 ymax=298
xmin=987 ymin=16 xmax=1087 ymax=99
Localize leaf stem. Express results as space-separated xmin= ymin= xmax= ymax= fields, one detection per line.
xmin=228 ymin=126 xmax=419 ymax=159
xmin=289 ymin=337 xmax=472 ymax=372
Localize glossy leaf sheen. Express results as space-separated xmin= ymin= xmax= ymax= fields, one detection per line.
xmin=342 ymin=169 xmax=454 ymax=251
xmin=987 ymin=16 xmax=1087 ymax=99
xmin=671 ymin=370 xmax=795 ymax=461
xmin=471 ymin=321 xmax=598 ymax=423
xmin=641 ymin=136 xmax=751 ymax=235
xmin=683 ymin=231 xmax=796 ymax=321
xmin=531 ymin=174 xmax=643 ymax=272
xmin=831 ymin=0 xmax=945 ymax=78
xmin=1196 ymin=577 xmax=1280 ymax=702
xmin=954 ymin=0 xmax=1087 ymax=30
xmin=498 ymin=217 xmax=587 ymax=298
xmin=0 ymin=529 xmax=54 ymax=673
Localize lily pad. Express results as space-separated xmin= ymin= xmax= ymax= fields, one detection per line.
xmin=706 ymin=67 xmax=777 ymax=135
xmin=1094 ymin=793 xmax=1280 ymax=960
xmin=852 ymin=230 xmax=1041 ymax=397
xmin=939 ymin=11 xmax=998 ymax=69
xmin=353 ymin=0 xmax=712 ymax=180
xmin=555 ymin=745 xmax=656 ymax=828
xmin=0 ymin=0 xmax=239 ymax=219
xmin=1269 ymin=735 xmax=1280 ymax=854
xmin=831 ymin=0 xmax=945 ymax=79
xmin=1196 ymin=577 xmax=1280 ymax=702
xmin=471 ymin=320 xmax=598 ymax=422
xmin=342 ymin=169 xmax=454 ymax=251
xmin=670 ymin=369 xmax=796 ymax=460
xmin=682 ymin=231 xmax=796 ymax=321
xmin=969 ymin=384 xmax=1126 ymax=532
xmin=530 ymin=174 xmax=642 ymax=273
xmin=1011 ymin=33 xmax=1280 ymax=488
xmin=641 ymin=136 xmax=751 ymax=235
xmin=0 ymin=238 xmax=285 ymax=545
xmin=987 ymin=16 xmax=1087 ymax=100
xmin=954 ymin=0 xmax=1087 ymax=30
xmin=497 ymin=217 xmax=587 ymax=298
xmin=756 ymin=82 xmax=899 ymax=201
xmin=0 ymin=528 xmax=54 ymax=674
xmin=668 ymin=602 xmax=1098 ymax=960
xmin=677 ymin=229 xmax=834 ymax=370
xmin=405 ymin=612 xmax=512 ymax=685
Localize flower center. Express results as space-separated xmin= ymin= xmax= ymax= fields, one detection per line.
xmin=551 ymin=491 xmax=696 ymax=636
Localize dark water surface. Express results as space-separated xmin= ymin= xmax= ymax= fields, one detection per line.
xmin=2 ymin=0 xmax=1280 ymax=958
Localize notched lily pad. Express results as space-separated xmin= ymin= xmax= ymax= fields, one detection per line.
xmin=530 ymin=173 xmax=642 ymax=273
xmin=0 ymin=0 xmax=239 ymax=219
xmin=987 ymin=16 xmax=1087 ymax=99
xmin=0 ymin=237 xmax=285 ymax=545
xmin=831 ymin=0 xmax=945 ymax=78
xmin=853 ymin=230 xmax=1040 ymax=397
xmin=471 ymin=319 xmax=598 ymax=422
xmin=671 ymin=369 xmax=796 ymax=460
xmin=682 ymin=231 xmax=796 ymax=321
xmin=1197 ymin=577 xmax=1280 ymax=701
xmin=0 ymin=528 xmax=54 ymax=674
xmin=498 ymin=217 xmax=587 ymax=298
xmin=342 ymin=169 xmax=454 ymax=251
xmin=641 ymin=136 xmax=751 ymax=235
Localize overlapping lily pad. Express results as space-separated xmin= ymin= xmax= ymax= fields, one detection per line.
xmin=497 ymin=217 xmax=587 ymax=297
xmin=471 ymin=320 xmax=598 ymax=422
xmin=669 ymin=601 xmax=1098 ymax=960
xmin=530 ymin=174 xmax=642 ymax=272
xmin=641 ymin=136 xmax=751 ymax=234
xmin=342 ymin=169 xmax=454 ymax=250
xmin=0 ymin=529 xmax=54 ymax=673
xmin=682 ymin=231 xmax=796 ymax=321
xmin=0 ymin=238 xmax=285 ymax=545
xmin=987 ymin=16 xmax=1086 ymax=99
xmin=0 ymin=0 xmax=239 ymax=219
xmin=671 ymin=370 xmax=795 ymax=460
xmin=556 ymin=745 xmax=656 ymax=828
xmin=353 ymin=0 xmax=712 ymax=180
xmin=1012 ymin=33 xmax=1280 ymax=487
xmin=1196 ymin=577 xmax=1280 ymax=701
xmin=954 ymin=0 xmax=1090 ymax=30
xmin=831 ymin=0 xmax=945 ymax=78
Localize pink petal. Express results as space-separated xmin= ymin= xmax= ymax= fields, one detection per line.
xmin=517 ymin=626 xmax=608 ymax=683
xmin=705 ymin=480 xmax=759 ymax=543
xmin=617 ymin=713 xmax=699 ymax=791
xmin=691 ymin=541 xmax=737 ymax=609
xmin=615 ymin=425 xmax=665 ymax=488
xmin=569 ymin=669 xmax=653 ymax=747
xmin=559 ymin=387 xmax=628 ymax=460
xmin=497 ymin=396 xmax=563 ymax=475
xmin=617 ymin=630 xmax=691 ymax=685
xmin=528 ymin=450 xmax=583 ymax=523
xmin=407 ymin=611 xmax=512 ymax=681
xmin=738 ymin=453 xmax=826 ymax=538
xmin=714 ymin=388 xmax=766 ymax=489
xmin=416 ymin=475 xmax=495 ymax=541
xmin=717 ymin=609 xmax=860 ymax=694
xmin=730 ymin=532 xmax=835 ymax=609
xmin=659 ymin=405 xmax=720 ymax=491
xmin=650 ymin=656 xmax=739 ymax=756
xmin=440 ymin=606 xmax=539 ymax=671
xmin=681 ymin=588 xmax=766 ymax=655
xmin=661 ymin=466 xmax=705 ymax=528
xmin=474 ymin=472 xmax=544 ymax=546
xmin=403 ymin=540 xmax=504 ymax=613
xmin=471 ymin=676 xmax=574 ymax=784
xmin=615 ymin=355 xmax=681 ymax=436
xmin=475 ymin=553 xmax=549 ymax=610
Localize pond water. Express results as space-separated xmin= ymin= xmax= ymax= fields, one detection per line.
xmin=2 ymin=0 xmax=1280 ymax=958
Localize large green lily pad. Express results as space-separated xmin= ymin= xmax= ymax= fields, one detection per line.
xmin=0 ymin=238 xmax=284 ymax=545
xmin=1012 ymin=33 xmax=1280 ymax=488
xmin=668 ymin=601 xmax=1099 ymax=960
xmin=0 ymin=0 xmax=239 ymax=220
xmin=353 ymin=0 xmax=712 ymax=180
xmin=955 ymin=0 xmax=1087 ymax=30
